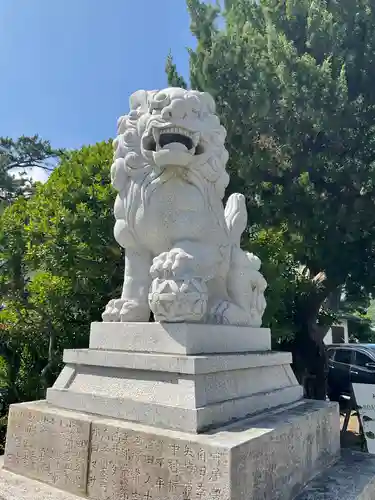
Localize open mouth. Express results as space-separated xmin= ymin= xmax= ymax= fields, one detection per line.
xmin=143 ymin=126 xmax=203 ymax=155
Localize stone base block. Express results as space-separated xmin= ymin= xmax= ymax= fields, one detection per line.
xmin=46 ymin=349 xmax=302 ymax=432
xmin=2 ymin=451 xmax=375 ymax=500
xmin=90 ymin=322 xmax=271 ymax=353
xmin=3 ymin=403 xmax=91 ymax=496
xmin=3 ymin=399 xmax=340 ymax=500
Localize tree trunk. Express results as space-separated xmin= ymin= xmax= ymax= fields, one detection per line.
xmin=291 ymin=328 xmax=328 ymax=400
xmin=287 ymin=286 xmax=340 ymax=400
xmin=41 ymin=329 xmax=58 ymax=391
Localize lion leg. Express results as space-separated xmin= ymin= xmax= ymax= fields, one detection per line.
xmin=224 ymin=247 xmax=267 ymax=327
xmin=102 ymin=248 xmax=152 ymax=322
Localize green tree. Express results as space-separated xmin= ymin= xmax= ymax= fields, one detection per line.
xmin=0 ymin=141 xmax=118 ymax=424
xmin=367 ymin=299 xmax=375 ymax=326
xmin=345 ymin=297 xmax=375 ymax=343
xmin=168 ymin=0 xmax=375 ymax=398
xmin=0 ymin=135 xmax=62 ymax=207
xmin=165 ymin=53 xmax=188 ymax=89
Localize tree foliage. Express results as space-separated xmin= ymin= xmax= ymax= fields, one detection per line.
xmin=0 ymin=135 xmax=62 ymax=205
xmin=168 ymin=0 xmax=375 ymax=397
xmin=0 ymin=142 xmax=119 ymax=439
xmin=165 ymin=53 xmax=188 ymax=89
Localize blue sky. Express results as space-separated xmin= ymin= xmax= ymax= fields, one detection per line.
xmin=0 ymin=0 xmax=195 ymax=153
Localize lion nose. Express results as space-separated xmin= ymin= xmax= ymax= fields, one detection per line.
xmin=161 ymin=98 xmax=188 ymax=120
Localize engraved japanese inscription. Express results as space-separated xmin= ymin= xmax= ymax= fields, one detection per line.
xmin=88 ymin=422 xmax=230 ymax=500
xmin=4 ymin=404 xmax=91 ymax=495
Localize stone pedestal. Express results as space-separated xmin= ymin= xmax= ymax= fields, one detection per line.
xmin=0 ymin=322 xmax=353 ymax=499
xmin=46 ymin=322 xmax=302 ymax=433
xmin=4 ymin=399 xmax=339 ymax=500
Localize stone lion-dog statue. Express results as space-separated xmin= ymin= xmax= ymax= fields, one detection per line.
xmin=102 ymin=88 xmax=267 ymax=326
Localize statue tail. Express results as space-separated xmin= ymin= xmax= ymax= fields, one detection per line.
xmin=224 ymin=193 xmax=248 ymax=246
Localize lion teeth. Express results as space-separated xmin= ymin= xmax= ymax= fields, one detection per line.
xmin=158 ymin=127 xmax=195 ymax=139
xmin=152 ymin=128 xmax=160 ymax=143
xmin=152 ymin=126 xmax=199 ymax=154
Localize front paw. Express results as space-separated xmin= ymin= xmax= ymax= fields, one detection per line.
xmin=102 ymin=299 xmax=150 ymax=322
xmin=120 ymin=301 xmax=150 ymax=322
xmin=150 ymin=248 xmax=193 ymax=278
xmin=102 ymin=299 xmax=124 ymax=322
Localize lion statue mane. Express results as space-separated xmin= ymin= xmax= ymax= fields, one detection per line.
xmin=102 ymin=87 xmax=267 ymax=326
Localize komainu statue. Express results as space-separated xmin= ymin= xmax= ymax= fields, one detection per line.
xmin=102 ymin=88 xmax=267 ymax=326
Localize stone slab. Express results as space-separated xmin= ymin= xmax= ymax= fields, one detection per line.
xmin=230 ymin=400 xmax=340 ymax=500
xmin=0 ymin=458 xmax=82 ymax=500
xmin=53 ymin=354 xmax=299 ymax=405
xmin=295 ymin=450 xmax=375 ymax=500
xmin=90 ymin=321 xmax=271 ymax=353
xmin=3 ymin=401 xmax=91 ymax=496
xmin=47 ymin=384 xmax=303 ymax=433
xmin=3 ymin=399 xmax=340 ymax=500
xmin=63 ymin=348 xmax=292 ymax=374
xmin=86 ymin=399 xmax=339 ymax=500
xmin=87 ymin=418 xmax=230 ymax=500
xmin=49 ymin=347 xmax=301 ymax=432
xmin=2 ymin=451 xmax=374 ymax=500
xmin=53 ymin=362 xmax=298 ymax=408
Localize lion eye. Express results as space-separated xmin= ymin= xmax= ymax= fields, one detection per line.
xmin=149 ymin=93 xmax=170 ymax=112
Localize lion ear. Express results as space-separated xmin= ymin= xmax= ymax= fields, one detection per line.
xmin=129 ymin=90 xmax=149 ymax=112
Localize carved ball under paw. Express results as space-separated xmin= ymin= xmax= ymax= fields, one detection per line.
xmin=148 ymin=277 xmax=208 ymax=322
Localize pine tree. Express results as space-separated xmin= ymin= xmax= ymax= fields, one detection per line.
xmin=168 ymin=0 xmax=375 ymax=398
xmin=0 ymin=136 xmax=62 ymax=205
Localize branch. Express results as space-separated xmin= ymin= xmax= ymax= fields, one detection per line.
xmin=6 ymin=160 xmax=56 ymax=172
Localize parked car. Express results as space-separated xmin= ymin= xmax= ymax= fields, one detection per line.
xmin=327 ymin=343 xmax=375 ymax=402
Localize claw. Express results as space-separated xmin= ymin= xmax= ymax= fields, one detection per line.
xmin=102 ymin=298 xmax=150 ymax=322
xmin=151 ymin=248 xmax=194 ymax=279
xmin=162 ymin=257 xmax=174 ymax=270
xmin=120 ymin=301 xmax=150 ymax=322
xmin=101 ymin=298 xmax=125 ymax=322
